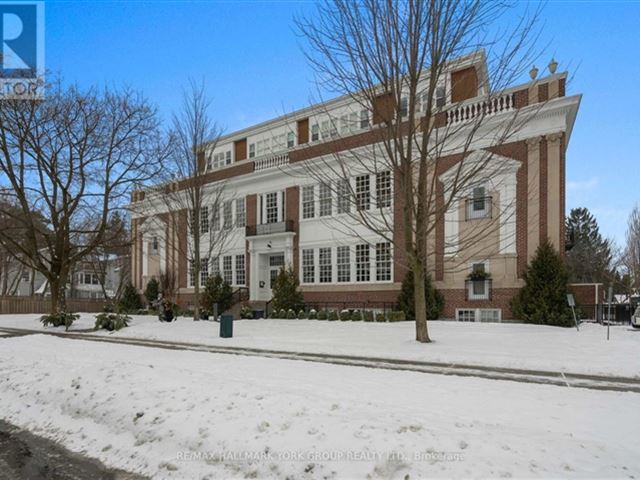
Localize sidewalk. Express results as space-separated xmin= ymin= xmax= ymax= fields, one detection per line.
xmin=1 ymin=325 xmax=639 ymax=394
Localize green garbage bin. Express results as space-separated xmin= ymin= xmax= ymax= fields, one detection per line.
xmin=220 ymin=314 xmax=233 ymax=338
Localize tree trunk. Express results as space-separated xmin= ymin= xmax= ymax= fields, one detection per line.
xmin=414 ymin=264 xmax=431 ymax=343
xmin=49 ymin=278 xmax=60 ymax=315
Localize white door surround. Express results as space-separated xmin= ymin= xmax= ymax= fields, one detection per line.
xmin=248 ymin=232 xmax=296 ymax=301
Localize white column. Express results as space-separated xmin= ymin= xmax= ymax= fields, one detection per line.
xmin=249 ymin=244 xmax=259 ymax=301
xmin=444 ymin=199 xmax=459 ymax=257
xmin=142 ymin=238 xmax=148 ymax=277
xmin=499 ymin=174 xmax=517 ymax=254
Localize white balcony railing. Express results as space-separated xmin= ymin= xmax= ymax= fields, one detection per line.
xmin=254 ymin=152 xmax=289 ymax=171
xmin=446 ymin=92 xmax=515 ymax=125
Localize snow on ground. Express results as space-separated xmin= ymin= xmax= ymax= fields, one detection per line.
xmin=0 ymin=334 xmax=638 ymax=479
xmin=1 ymin=313 xmax=639 ymax=378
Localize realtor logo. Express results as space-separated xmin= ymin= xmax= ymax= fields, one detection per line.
xmin=0 ymin=1 xmax=44 ymax=99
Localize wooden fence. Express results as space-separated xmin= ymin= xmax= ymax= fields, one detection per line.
xmin=0 ymin=296 xmax=106 ymax=314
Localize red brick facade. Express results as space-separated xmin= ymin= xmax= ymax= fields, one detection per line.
xmin=440 ymin=288 xmax=520 ymax=320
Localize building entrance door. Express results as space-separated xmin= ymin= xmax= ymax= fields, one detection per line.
xmin=268 ymin=253 xmax=285 ymax=297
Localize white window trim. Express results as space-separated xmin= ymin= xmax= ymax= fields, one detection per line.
xmin=456 ymin=308 xmax=502 ymax=323
xmin=299 ymin=243 xmax=393 ymax=286
xmin=467 ymin=260 xmax=491 ymax=301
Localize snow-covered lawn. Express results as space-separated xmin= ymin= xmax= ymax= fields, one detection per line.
xmin=1 ymin=313 xmax=639 ymax=378
xmin=0 ymin=334 xmax=638 ymax=479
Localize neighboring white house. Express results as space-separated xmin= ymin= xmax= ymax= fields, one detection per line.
xmin=1 ymin=253 xmax=125 ymax=299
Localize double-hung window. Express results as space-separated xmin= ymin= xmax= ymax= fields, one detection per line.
xmin=223 ymin=256 xmax=233 ymax=284
xmin=337 ymin=178 xmax=350 ymax=214
xmin=249 ymin=143 xmax=256 ymax=158
xmin=319 ymin=248 xmax=332 ymax=283
xmin=211 ymin=256 xmax=219 ymax=277
xmin=235 ymin=198 xmax=246 ymax=227
xmin=399 ymin=97 xmax=408 ymax=117
xmin=376 ymin=242 xmax=391 ymax=281
xmin=311 ymin=124 xmax=320 ymax=142
xmin=189 ymin=260 xmax=195 ymax=287
xmin=359 ymin=110 xmax=370 ymax=129
xmin=302 ymin=249 xmax=315 ymax=283
xmin=200 ymin=257 xmax=209 ymax=286
xmin=376 ymin=171 xmax=391 ymax=208
xmin=265 ymin=192 xmax=278 ymax=224
xmin=223 ymin=201 xmax=233 ymax=229
xmin=337 ymin=246 xmax=351 ymax=282
xmin=212 ymin=206 xmax=220 ymax=231
xmin=356 ymin=175 xmax=370 ymax=211
xmin=302 ymin=185 xmax=315 ymax=219
xmin=235 ymin=255 xmax=245 ymax=286
xmin=319 ymin=183 xmax=332 ymax=217
xmin=200 ymin=206 xmax=209 ymax=234
xmin=467 ymin=186 xmax=489 ymax=220
xmin=287 ymin=132 xmax=295 ymax=148
xmin=356 ymin=244 xmax=370 ymax=282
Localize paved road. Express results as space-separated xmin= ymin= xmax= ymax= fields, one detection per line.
xmin=1 ymin=326 xmax=640 ymax=393
xmin=0 ymin=420 xmax=145 ymax=480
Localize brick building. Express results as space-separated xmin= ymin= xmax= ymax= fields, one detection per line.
xmin=130 ymin=51 xmax=581 ymax=321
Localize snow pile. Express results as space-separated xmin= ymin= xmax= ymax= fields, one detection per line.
xmin=0 ymin=334 xmax=639 ymax=478
xmin=1 ymin=314 xmax=639 ymax=377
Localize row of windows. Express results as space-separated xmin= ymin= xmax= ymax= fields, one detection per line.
xmin=191 ymin=199 xmax=246 ymax=234
xmin=301 ymin=171 xmax=392 ymax=220
xmin=301 ymin=243 xmax=391 ymax=284
xmin=188 ymin=254 xmax=246 ymax=287
xmin=76 ymin=272 xmax=101 ymax=285
xmin=207 ymin=151 xmax=232 ymax=170
xmin=310 ymin=110 xmax=370 ymax=142
xmin=206 ymin=87 xmax=449 ymax=172
xmin=249 ymin=132 xmax=296 ymax=159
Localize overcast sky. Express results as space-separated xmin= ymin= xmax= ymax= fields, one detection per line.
xmin=44 ymin=0 xmax=640 ymax=245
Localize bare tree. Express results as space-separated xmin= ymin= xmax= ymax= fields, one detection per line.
xmin=623 ymin=204 xmax=640 ymax=294
xmin=296 ymin=0 xmax=545 ymax=342
xmin=135 ymin=80 xmax=233 ymax=320
xmin=0 ymin=82 xmax=166 ymax=315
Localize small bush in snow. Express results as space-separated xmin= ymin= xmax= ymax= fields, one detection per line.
xmin=94 ymin=312 xmax=131 ymax=331
xmin=298 ymin=309 xmax=307 ymax=319
xmin=375 ymin=312 xmax=387 ymax=322
xmin=240 ymin=305 xmax=254 ymax=319
xmin=40 ymin=312 xmax=79 ymax=331
xmin=328 ymin=310 xmax=339 ymax=321
xmin=278 ymin=309 xmax=287 ymax=319
xmin=308 ymin=309 xmax=317 ymax=320
xmin=351 ymin=310 xmax=363 ymax=321
xmin=317 ymin=310 xmax=328 ymax=320
xmin=363 ymin=310 xmax=374 ymax=322
xmin=339 ymin=310 xmax=351 ymax=321
xmin=287 ymin=309 xmax=297 ymax=319
xmin=388 ymin=311 xmax=406 ymax=322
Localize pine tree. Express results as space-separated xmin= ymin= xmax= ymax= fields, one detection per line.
xmin=119 ymin=282 xmax=143 ymax=312
xmin=271 ymin=266 xmax=304 ymax=313
xmin=144 ymin=278 xmax=160 ymax=305
xmin=566 ymin=208 xmax=613 ymax=283
xmin=397 ymin=270 xmax=444 ymax=320
xmin=511 ymin=239 xmax=573 ymax=327
xmin=202 ymin=274 xmax=233 ymax=314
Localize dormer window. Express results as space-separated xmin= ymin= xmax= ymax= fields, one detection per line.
xmin=287 ymin=132 xmax=295 ymax=148
xmin=249 ymin=143 xmax=255 ymax=158
xmin=311 ymin=124 xmax=320 ymax=142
